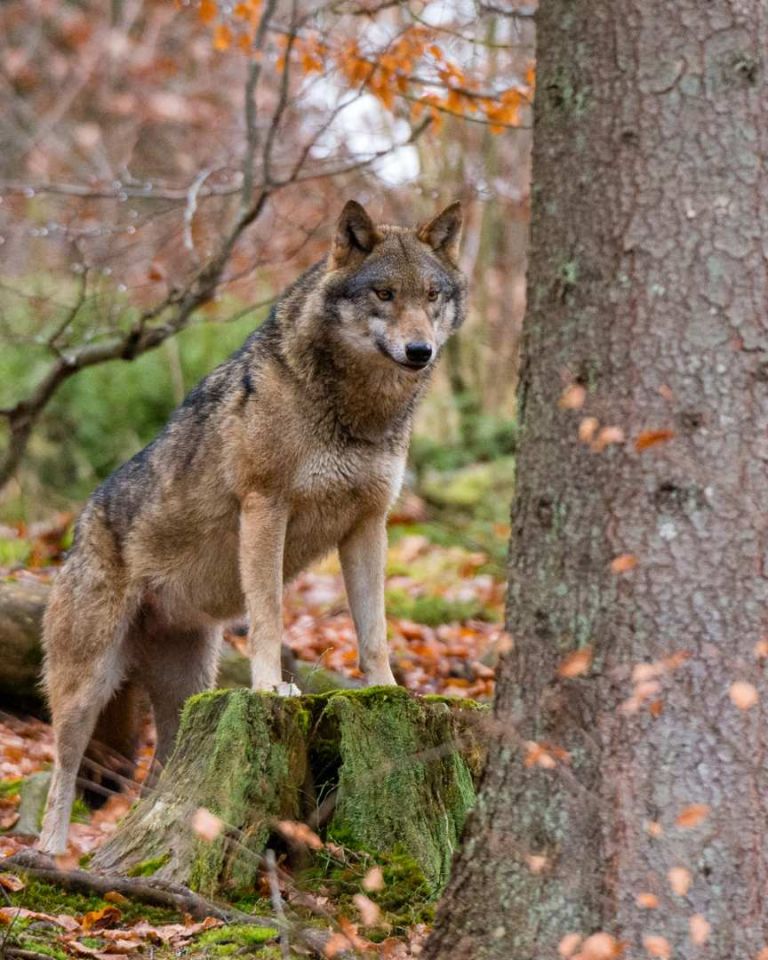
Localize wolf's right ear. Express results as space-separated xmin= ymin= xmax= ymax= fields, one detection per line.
xmin=329 ymin=200 xmax=380 ymax=269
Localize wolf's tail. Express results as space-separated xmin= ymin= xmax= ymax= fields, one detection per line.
xmin=79 ymin=682 xmax=145 ymax=808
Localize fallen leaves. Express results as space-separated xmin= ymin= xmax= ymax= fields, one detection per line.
xmin=675 ymin=804 xmax=710 ymax=829
xmin=668 ymin=866 xmax=692 ymax=896
xmin=0 ymin=872 xmax=25 ymax=892
xmin=560 ymin=384 xmax=587 ymax=410
xmin=611 ymin=554 xmax=638 ymax=575
xmin=579 ymin=932 xmax=623 ymax=959
xmin=729 ymin=681 xmax=759 ymax=710
xmin=190 ymin=806 xmax=224 ymax=842
xmin=276 ymin=819 xmax=324 ymax=850
xmin=635 ymin=892 xmax=659 ymax=909
xmin=643 ymin=934 xmax=671 ymax=958
xmin=689 ymin=914 xmax=711 ymax=945
xmin=558 ymin=647 xmax=593 ymax=679
xmin=635 ymin=430 xmax=676 ymax=452
xmin=362 ymin=866 xmax=385 ymax=892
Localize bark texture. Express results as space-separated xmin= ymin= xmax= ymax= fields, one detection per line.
xmin=426 ymin=1 xmax=768 ymax=957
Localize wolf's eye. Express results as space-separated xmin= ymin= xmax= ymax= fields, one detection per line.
xmin=375 ymin=288 xmax=394 ymax=301
xmin=427 ymin=288 xmax=440 ymax=302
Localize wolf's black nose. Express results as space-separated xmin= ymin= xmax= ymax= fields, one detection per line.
xmin=405 ymin=342 xmax=433 ymax=366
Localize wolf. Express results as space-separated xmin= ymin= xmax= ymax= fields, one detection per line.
xmin=38 ymin=199 xmax=466 ymax=854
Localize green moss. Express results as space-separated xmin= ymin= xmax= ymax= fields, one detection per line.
xmin=312 ymin=687 xmax=477 ymax=892
xmin=384 ymin=589 xmax=491 ymax=626
xmin=7 ymin=879 xmax=183 ymax=926
xmin=299 ymin=844 xmax=434 ymax=934
xmin=0 ymin=777 xmax=21 ymax=798
xmin=70 ymin=796 xmax=90 ymax=823
xmin=127 ymin=853 xmax=171 ymax=876
xmin=183 ymin=691 xmax=310 ymax=895
xmin=197 ymin=924 xmax=279 ymax=948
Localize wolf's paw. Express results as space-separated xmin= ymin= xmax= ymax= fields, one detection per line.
xmin=275 ymin=681 xmax=302 ymax=697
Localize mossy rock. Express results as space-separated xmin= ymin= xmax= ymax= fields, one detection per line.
xmin=93 ymin=687 xmax=487 ymax=901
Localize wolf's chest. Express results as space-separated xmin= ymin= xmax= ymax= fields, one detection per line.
xmin=283 ymin=446 xmax=404 ymax=577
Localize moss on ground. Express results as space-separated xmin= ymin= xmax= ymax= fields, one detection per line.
xmin=7 ymin=879 xmax=184 ymax=925
xmin=127 ymin=853 xmax=171 ymax=876
xmin=384 ymin=588 xmax=491 ymax=625
xmin=299 ymin=843 xmax=434 ymax=935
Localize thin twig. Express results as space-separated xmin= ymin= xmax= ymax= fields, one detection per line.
xmin=265 ymin=849 xmax=290 ymax=960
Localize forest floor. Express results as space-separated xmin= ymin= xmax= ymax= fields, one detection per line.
xmin=0 ymin=503 xmax=509 ymax=958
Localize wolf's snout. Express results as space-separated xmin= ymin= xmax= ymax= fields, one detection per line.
xmin=405 ymin=341 xmax=433 ymax=367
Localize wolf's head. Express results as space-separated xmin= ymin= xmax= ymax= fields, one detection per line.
xmin=321 ymin=200 xmax=467 ymax=374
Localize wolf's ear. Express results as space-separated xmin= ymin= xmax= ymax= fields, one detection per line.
xmin=329 ymin=200 xmax=380 ymax=269
xmin=417 ymin=201 xmax=463 ymax=266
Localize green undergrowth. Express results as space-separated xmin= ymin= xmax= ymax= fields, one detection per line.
xmin=299 ymin=843 xmax=434 ymax=936
xmin=195 ymin=923 xmax=279 ymax=955
xmin=7 ymin=879 xmax=184 ymax=926
xmin=384 ymin=587 xmax=491 ymax=625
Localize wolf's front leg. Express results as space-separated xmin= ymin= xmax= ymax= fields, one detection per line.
xmin=340 ymin=512 xmax=397 ymax=686
xmin=239 ymin=493 xmax=299 ymax=696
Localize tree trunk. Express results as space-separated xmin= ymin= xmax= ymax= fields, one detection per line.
xmin=426 ymin=2 xmax=768 ymax=958
xmin=93 ymin=688 xmax=486 ymax=902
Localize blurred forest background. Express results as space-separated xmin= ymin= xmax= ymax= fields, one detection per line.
xmin=0 ymin=0 xmax=533 ymax=560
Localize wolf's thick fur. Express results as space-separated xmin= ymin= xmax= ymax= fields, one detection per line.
xmin=39 ymin=200 xmax=466 ymax=853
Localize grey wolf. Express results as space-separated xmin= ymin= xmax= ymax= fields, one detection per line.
xmin=38 ymin=200 xmax=467 ymax=854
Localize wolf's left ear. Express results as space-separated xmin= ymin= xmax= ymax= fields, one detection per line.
xmin=330 ymin=200 xmax=381 ymax=269
xmin=417 ymin=201 xmax=463 ymax=266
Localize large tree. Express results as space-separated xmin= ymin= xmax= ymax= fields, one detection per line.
xmin=425 ymin=0 xmax=768 ymax=957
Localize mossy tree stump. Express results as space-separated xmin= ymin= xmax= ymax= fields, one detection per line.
xmin=93 ymin=688 xmax=487 ymax=900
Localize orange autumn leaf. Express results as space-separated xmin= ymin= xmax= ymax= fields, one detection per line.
xmin=592 ymin=425 xmax=625 ymax=452
xmin=729 ymin=681 xmax=759 ymax=710
xmin=276 ymin=819 xmax=323 ymax=850
xmin=525 ymin=853 xmax=548 ymax=873
xmin=668 ymin=866 xmax=692 ymax=896
xmin=0 ymin=874 xmax=25 ymax=893
xmin=635 ymin=429 xmax=676 ymax=452
xmin=754 ymin=639 xmax=768 ymax=659
xmin=199 ymin=0 xmax=217 ymax=23
xmin=191 ymin=806 xmax=224 ymax=841
xmin=213 ymin=23 xmax=232 ymax=51
xmin=675 ymin=804 xmax=710 ymax=829
xmin=611 ymin=554 xmax=638 ymax=574
xmin=580 ymin=932 xmax=623 ymax=959
xmin=558 ymin=933 xmax=583 ymax=958
xmin=579 ymin=416 xmax=600 ymax=444
xmin=558 ymin=646 xmax=593 ymax=678
xmin=558 ymin=383 xmax=587 ymax=410
xmin=81 ymin=905 xmax=122 ymax=931
xmin=636 ymin=892 xmax=659 ymax=909
xmin=689 ymin=914 xmax=711 ymax=945
xmin=643 ymin=935 xmax=671 ymax=958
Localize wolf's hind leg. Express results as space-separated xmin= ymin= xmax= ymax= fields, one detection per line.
xmin=139 ymin=622 xmax=221 ymax=777
xmin=39 ymin=579 xmax=131 ymax=854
